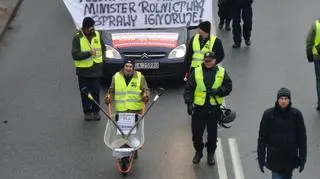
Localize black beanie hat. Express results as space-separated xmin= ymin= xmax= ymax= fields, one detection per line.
xmin=198 ymin=21 xmax=211 ymax=33
xmin=82 ymin=17 xmax=95 ymax=29
xmin=277 ymin=87 xmax=291 ymax=99
xmin=122 ymin=59 xmax=135 ymax=68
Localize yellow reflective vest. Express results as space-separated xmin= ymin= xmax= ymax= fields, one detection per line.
xmin=312 ymin=20 xmax=320 ymax=56
xmin=191 ymin=34 xmax=216 ymax=68
xmin=74 ymin=31 xmax=103 ymax=68
xmin=194 ymin=66 xmax=225 ymax=106
xmin=114 ymin=71 xmax=143 ymax=112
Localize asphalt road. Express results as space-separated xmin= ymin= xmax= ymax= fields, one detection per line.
xmin=0 ymin=0 xmax=320 ymax=179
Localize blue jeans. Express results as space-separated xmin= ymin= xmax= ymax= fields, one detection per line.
xmin=272 ymin=172 xmax=292 ymax=179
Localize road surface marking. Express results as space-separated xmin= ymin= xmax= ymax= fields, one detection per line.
xmin=228 ymin=138 xmax=245 ymax=179
xmin=216 ymin=138 xmax=228 ymax=179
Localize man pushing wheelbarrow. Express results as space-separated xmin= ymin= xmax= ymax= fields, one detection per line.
xmin=104 ymin=59 xmax=151 ymax=175
xmin=81 ymin=59 xmax=163 ymax=176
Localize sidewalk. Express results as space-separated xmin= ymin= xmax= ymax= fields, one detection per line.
xmin=0 ymin=0 xmax=22 ymax=40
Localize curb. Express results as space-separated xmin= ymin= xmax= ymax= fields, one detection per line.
xmin=0 ymin=0 xmax=23 ymax=40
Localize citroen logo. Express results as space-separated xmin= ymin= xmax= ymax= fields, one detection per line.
xmin=141 ymin=53 xmax=149 ymax=59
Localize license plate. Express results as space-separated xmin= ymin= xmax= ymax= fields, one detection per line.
xmin=135 ymin=62 xmax=159 ymax=69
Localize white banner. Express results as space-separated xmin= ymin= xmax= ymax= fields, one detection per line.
xmin=62 ymin=0 xmax=213 ymax=30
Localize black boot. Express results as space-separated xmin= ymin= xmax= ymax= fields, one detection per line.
xmin=207 ymin=153 xmax=215 ymax=166
xmin=84 ymin=112 xmax=93 ymax=121
xmin=232 ymin=42 xmax=241 ymax=48
xmin=192 ymin=151 xmax=203 ymax=164
xmin=225 ymin=20 xmax=231 ymax=31
xmin=93 ymin=112 xmax=101 ymax=121
xmin=245 ymin=39 xmax=251 ymax=46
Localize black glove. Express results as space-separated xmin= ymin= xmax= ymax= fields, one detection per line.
xmin=187 ymin=103 xmax=193 ymax=116
xmin=258 ymin=159 xmax=265 ymax=173
xmin=307 ymin=54 xmax=314 ymax=63
xmin=207 ymin=89 xmax=220 ymax=96
xmin=298 ymin=158 xmax=306 ymax=173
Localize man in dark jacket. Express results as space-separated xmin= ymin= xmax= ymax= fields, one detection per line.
xmin=306 ymin=18 xmax=320 ymax=111
xmin=71 ymin=17 xmax=106 ymax=121
xmin=231 ymin=0 xmax=254 ymax=48
xmin=257 ymin=87 xmax=307 ymax=179
xmin=185 ymin=21 xmax=225 ymax=74
xmin=184 ymin=52 xmax=232 ymax=165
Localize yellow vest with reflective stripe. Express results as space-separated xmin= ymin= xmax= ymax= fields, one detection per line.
xmin=191 ymin=34 xmax=216 ymax=68
xmin=312 ymin=20 xmax=320 ymax=56
xmin=194 ymin=66 xmax=225 ymax=106
xmin=74 ymin=31 xmax=103 ymax=68
xmin=114 ymin=71 xmax=143 ymax=112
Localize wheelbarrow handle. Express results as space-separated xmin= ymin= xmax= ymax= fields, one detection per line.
xmin=126 ymin=89 xmax=164 ymax=138
xmin=80 ymin=87 xmax=126 ymax=138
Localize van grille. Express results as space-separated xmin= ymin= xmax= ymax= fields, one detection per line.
xmin=123 ymin=52 xmax=166 ymax=60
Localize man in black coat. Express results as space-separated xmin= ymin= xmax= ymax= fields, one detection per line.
xmin=257 ymin=87 xmax=307 ymax=179
xmin=184 ymin=52 xmax=232 ymax=165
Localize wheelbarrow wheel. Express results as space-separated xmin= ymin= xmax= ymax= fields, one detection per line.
xmin=120 ymin=156 xmax=130 ymax=174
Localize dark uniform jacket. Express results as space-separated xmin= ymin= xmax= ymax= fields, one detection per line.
xmin=183 ymin=64 xmax=232 ymax=109
xmin=71 ymin=30 xmax=106 ymax=77
xmin=257 ymin=102 xmax=307 ymax=173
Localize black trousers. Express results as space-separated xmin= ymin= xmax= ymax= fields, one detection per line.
xmin=218 ymin=2 xmax=232 ymax=22
xmin=77 ymin=76 xmax=101 ymax=114
xmin=232 ymin=3 xmax=253 ymax=43
xmin=191 ymin=107 xmax=220 ymax=153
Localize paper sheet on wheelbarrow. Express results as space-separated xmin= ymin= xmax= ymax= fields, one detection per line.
xmin=113 ymin=148 xmax=134 ymax=158
xmin=117 ymin=113 xmax=136 ymax=135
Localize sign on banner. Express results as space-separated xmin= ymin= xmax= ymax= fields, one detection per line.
xmin=117 ymin=113 xmax=136 ymax=135
xmin=111 ymin=32 xmax=179 ymax=48
xmin=62 ymin=0 xmax=213 ymax=30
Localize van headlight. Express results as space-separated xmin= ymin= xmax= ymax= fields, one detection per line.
xmin=168 ymin=44 xmax=186 ymax=59
xmin=105 ymin=45 xmax=121 ymax=59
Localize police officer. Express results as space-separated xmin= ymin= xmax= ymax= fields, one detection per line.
xmin=306 ymin=18 xmax=320 ymax=111
xmin=71 ymin=17 xmax=106 ymax=121
xmin=185 ymin=21 xmax=225 ymax=74
xmin=104 ymin=59 xmax=150 ymax=113
xmin=184 ymin=52 xmax=232 ymax=165
xmin=231 ymin=0 xmax=254 ymax=48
